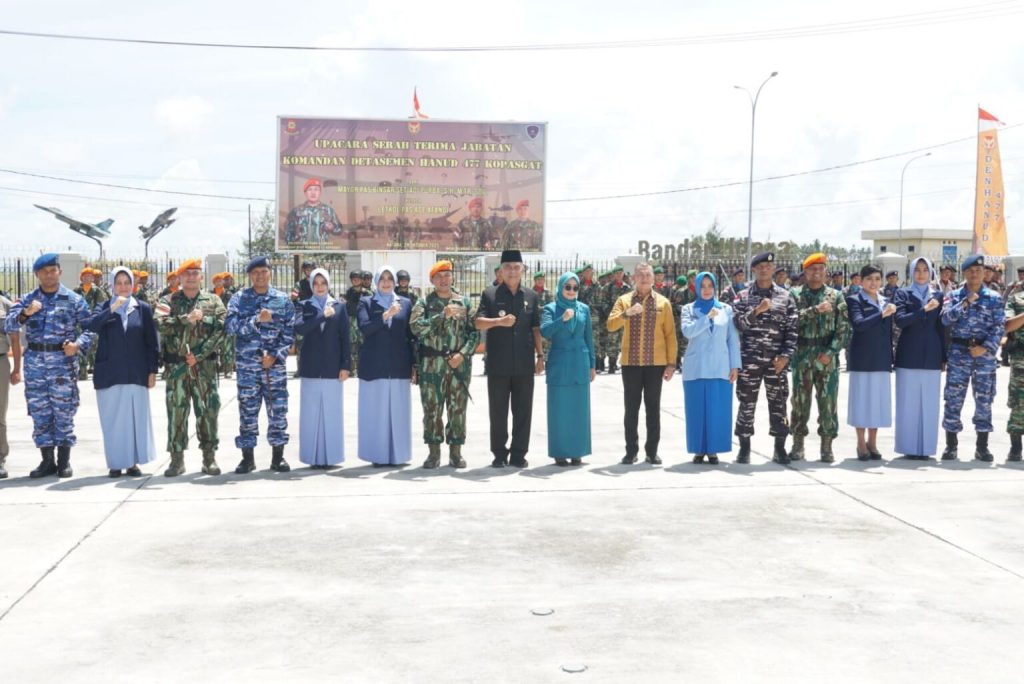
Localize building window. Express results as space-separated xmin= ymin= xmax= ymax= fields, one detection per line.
xmin=908 ymin=245 xmax=915 ymax=253
xmin=880 ymin=246 xmax=887 ymax=253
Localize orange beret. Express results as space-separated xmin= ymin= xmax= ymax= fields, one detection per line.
xmin=802 ymin=253 xmax=827 ymax=270
xmin=138 ymin=271 xmax=149 ymax=278
xmin=516 ymin=199 xmax=529 ymax=209
xmin=79 ymin=267 xmax=92 ymax=278
xmin=429 ymin=260 xmax=453 ymax=278
xmin=179 ymin=258 xmax=202 ymax=272
xmin=468 ymin=197 xmax=483 ymax=209
xmin=303 ymin=178 xmax=321 ymax=192
xmin=90 ymin=268 xmax=103 ymax=276
xmin=212 ymin=273 xmax=224 ymax=282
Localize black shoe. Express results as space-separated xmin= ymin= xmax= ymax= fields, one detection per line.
xmin=554 ymin=459 xmax=569 ymax=467
xmin=736 ymin=436 xmax=751 ymax=464
xmin=596 ymin=358 xmax=606 ymax=373
xmin=270 ymin=445 xmax=290 ymax=472
xmin=31 ymin=447 xmax=58 ymax=478
xmin=607 ymin=360 xmax=618 ymax=375
xmin=126 ymin=465 xmax=143 ymax=476
xmin=621 ymin=454 xmax=638 ymax=465
xmin=707 ymin=454 xmax=719 ymax=465
xmin=645 ymin=454 xmax=662 ymax=465
xmin=975 ymin=432 xmax=994 ymax=462
xmin=772 ymin=436 xmax=788 ymax=464
xmin=941 ymin=431 xmax=958 ymax=460
xmin=0 ymin=461 xmax=6 ymax=479
xmin=868 ymin=447 xmax=882 ymax=460
xmin=108 ymin=469 xmax=122 ymax=478
xmin=1009 ymin=434 xmax=1023 ymax=462
xmin=570 ymin=458 xmax=582 ymax=466
xmin=692 ymin=454 xmax=705 ymax=464
xmin=491 ymin=455 xmax=507 ymax=468
xmin=510 ymin=457 xmax=528 ymax=468
xmin=56 ymin=446 xmax=73 ymax=478
xmin=857 ymin=451 xmax=870 ymax=461
xmin=235 ymin=448 xmax=256 ymax=474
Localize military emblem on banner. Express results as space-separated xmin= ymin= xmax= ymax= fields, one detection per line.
xmin=526 ymin=125 xmax=539 ymax=139
xmin=285 ymin=119 xmax=299 ymax=135
xmin=983 ymin=133 xmax=996 ymax=150
xmin=408 ymin=121 xmax=421 ymax=134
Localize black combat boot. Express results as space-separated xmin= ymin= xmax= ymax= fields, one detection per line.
xmin=607 ymin=358 xmax=618 ymax=375
xmin=270 ymin=445 xmax=290 ymax=472
xmin=974 ymin=432 xmax=994 ymax=463
xmin=235 ymin=448 xmax=256 ymax=474
xmin=56 ymin=446 xmax=73 ymax=478
xmin=941 ymin=431 xmax=958 ymax=461
xmin=596 ymin=357 xmax=605 ymax=373
xmin=773 ymin=436 xmax=788 ymax=464
xmin=30 ymin=447 xmax=57 ymax=478
xmin=736 ymin=436 xmax=751 ymax=464
xmin=1009 ymin=434 xmax=1023 ymax=463
xmin=0 ymin=456 xmax=7 ymax=479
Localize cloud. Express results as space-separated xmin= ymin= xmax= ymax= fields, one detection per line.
xmin=154 ymin=96 xmax=215 ymax=136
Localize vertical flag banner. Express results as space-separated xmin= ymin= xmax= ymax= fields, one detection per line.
xmin=973 ymin=107 xmax=1008 ymax=256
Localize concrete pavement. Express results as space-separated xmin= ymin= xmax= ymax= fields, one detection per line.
xmin=1 ymin=364 xmax=1024 ymax=682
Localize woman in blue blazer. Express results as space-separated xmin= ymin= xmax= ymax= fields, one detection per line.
xmin=295 ymin=269 xmax=351 ymax=469
xmin=83 ymin=267 xmax=159 ymax=477
xmin=540 ymin=271 xmax=595 ymax=466
xmin=679 ymin=272 xmax=741 ymax=464
xmin=845 ymin=265 xmax=896 ymax=461
xmin=356 ymin=265 xmax=417 ymax=467
xmin=893 ymin=257 xmax=946 ymax=460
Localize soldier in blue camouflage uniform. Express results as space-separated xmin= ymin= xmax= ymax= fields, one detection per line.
xmin=940 ymin=254 xmax=1005 ymax=462
xmin=284 ymin=178 xmax=343 ymax=247
xmin=5 ymin=254 xmax=95 ymax=478
xmin=733 ymin=252 xmax=799 ymax=464
xmin=225 ymin=256 xmax=298 ymax=473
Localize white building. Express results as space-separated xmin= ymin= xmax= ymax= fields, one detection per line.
xmin=860 ymin=228 xmax=974 ymax=263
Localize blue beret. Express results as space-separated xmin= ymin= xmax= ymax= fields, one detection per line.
xmin=246 ymin=255 xmax=270 ymax=272
xmin=961 ymin=254 xmax=984 ymax=271
xmin=750 ymin=251 xmax=774 ymax=268
xmin=33 ymin=253 xmax=60 ymax=271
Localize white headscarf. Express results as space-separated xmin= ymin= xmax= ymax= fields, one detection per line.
xmin=109 ymin=266 xmax=137 ymax=329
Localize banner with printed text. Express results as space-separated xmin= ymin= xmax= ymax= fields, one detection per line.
xmin=973 ymin=127 xmax=1009 ymax=256
xmin=277 ymin=117 xmax=546 ymax=253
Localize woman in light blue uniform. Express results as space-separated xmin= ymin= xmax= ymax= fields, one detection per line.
xmin=540 ymin=271 xmax=596 ymax=466
xmin=296 ymin=269 xmax=351 ymax=468
xmin=356 ymin=265 xmax=416 ymax=467
xmin=845 ymin=265 xmax=895 ymax=461
xmin=680 ymin=272 xmax=741 ymax=464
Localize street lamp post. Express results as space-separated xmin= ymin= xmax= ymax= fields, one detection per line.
xmin=898 ymin=152 xmax=931 ymax=255
xmin=735 ymin=72 xmax=778 ymax=280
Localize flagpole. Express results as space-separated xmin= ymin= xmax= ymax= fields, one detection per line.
xmin=972 ymin=103 xmax=980 ymax=255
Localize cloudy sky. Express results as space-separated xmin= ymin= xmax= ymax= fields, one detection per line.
xmin=0 ymin=0 xmax=1021 ymax=260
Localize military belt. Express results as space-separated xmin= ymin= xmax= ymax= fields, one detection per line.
xmin=28 ymin=342 xmax=65 ymax=352
xmin=419 ymin=347 xmax=454 ymax=358
xmin=951 ymin=337 xmax=984 ymax=347
xmin=797 ymin=336 xmax=833 ymax=347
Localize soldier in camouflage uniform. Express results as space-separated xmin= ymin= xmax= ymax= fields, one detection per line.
xmin=1004 ymin=283 xmax=1024 ymax=461
xmin=5 ymin=254 xmax=94 ymax=478
xmin=395 ymin=270 xmax=419 ymax=308
xmin=603 ymin=266 xmax=632 ymax=374
xmin=940 ymin=254 xmax=1006 ymax=462
xmin=155 ymin=259 xmax=227 ymax=476
xmin=675 ymin=270 xmax=698 ymax=360
xmin=669 ymin=275 xmax=688 ymax=369
xmin=285 ymin=178 xmax=343 ymax=247
xmin=410 ymin=260 xmax=479 ymax=469
xmin=218 ymin=273 xmax=238 ymax=377
xmin=455 ymin=197 xmax=497 ymax=250
xmin=134 ymin=271 xmax=152 ymax=305
xmin=290 ymin=261 xmax=316 ymax=378
xmin=500 ymin=199 xmax=542 ymax=250
xmin=531 ymin=271 xmax=554 ymax=361
xmin=226 ymin=256 xmax=298 ymax=474
xmin=594 ymin=270 xmax=613 ymax=371
xmin=576 ymin=264 xmax=602 ymax=372
xmin=75 ymin=267 xmax=109 ymax=379
xmin=721 ymin=267 xmax=747 ymax=303
xmin=733 ymin=252 xmax=799 ymax=464
xmin=345 ymin=270 xmax=371 ymax=377
xmin=788 ymin=253 xmax=851 ymax=462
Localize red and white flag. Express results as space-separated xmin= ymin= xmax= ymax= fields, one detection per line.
xmin=412 ymin=87 xmax=428 ymax=119
xmin=978 ymin=107 xmax=1005 ymax=125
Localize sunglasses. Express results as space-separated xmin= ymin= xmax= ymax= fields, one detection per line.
xmin=563 ymin=285 xmax=579 ymax=292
